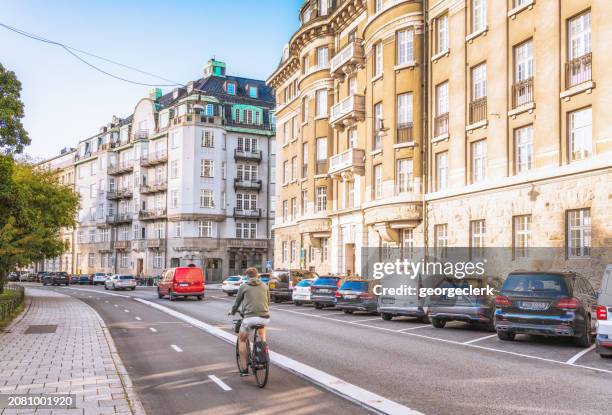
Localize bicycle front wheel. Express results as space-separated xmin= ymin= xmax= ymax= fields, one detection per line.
xmin=236 ymin=337 xmax=249 ymax=374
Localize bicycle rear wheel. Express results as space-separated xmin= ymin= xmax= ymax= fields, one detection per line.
xmin=236 ymin=337 xmax=249 ymax=374
xmin=252 ymin=329 xmax=269 ymax=388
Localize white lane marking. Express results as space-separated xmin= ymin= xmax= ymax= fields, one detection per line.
xmin=114 ymin=304 xmax=118 ymax=307
xmin=567 ymin=344 xmax=596 ymax=364
xmin=397 ymin=325 xmax=432 ymax=332
xmin=149 ymin=328 xmax=157 ymax=333
xmin=124 ymin=309 xmax=130 ymax=313
xmin=463 ymin=334 xmax=498 ymax=344
xmin=350 ymin=317 xmax=384 ymax=323
xmin=105 ymin=300 xmax=109 ymax=303
xmin=208 ymin=375 xmax=232 ymax=391
xmin=135 ymin=317 xmax=142 ymax=321
xmin=170 ymin=344 xmax=183 ymax=353
xmin=134 ymin=298 xmax=420 ymax=415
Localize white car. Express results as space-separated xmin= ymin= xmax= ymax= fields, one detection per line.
xmin=105 ymin=274 xmax=137 ymax=291
xmin=596 ymin=265 xmax=612 ymax=358
xmin=292 ymin=279 xmax=315 ymax=306
xmin=92 ymin=272 xmax=109 ymax=285
xmin=222 ymin=276 xmax=247 ymax=296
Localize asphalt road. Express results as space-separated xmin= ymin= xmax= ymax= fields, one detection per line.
xmin=48 ymin=284 xmax=612 ymax=414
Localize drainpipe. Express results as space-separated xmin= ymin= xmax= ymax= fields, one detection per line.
xmin=422 ymin=0 xmax=430 ymax=252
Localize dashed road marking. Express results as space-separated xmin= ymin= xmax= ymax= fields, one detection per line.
xmin=135 ymin=317 xmax=142 ymax=321
xmin=567 ymin=344 xmax=596 ymax=364
xmin=397 ymin=325 xmax=433 ymax=332
xmin=208 ymin=375 xmax=232 ymax=391
xmin=114 ymin=304 xmax=118 ymax=307
xmin=350 ymin=317 xmax=384 ymax=323
xmin=124 ymin=309 xmax=129 ymax=313
xmin=170 ymin=344 xmax=183 ymax=352
xmin=149 ymin=327 xmax=157 ymax=333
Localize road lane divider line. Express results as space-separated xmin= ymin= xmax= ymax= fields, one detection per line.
xmin=124 ymin=309 xmax=130 ymax=313
xmin=133 ymin=297 xmax=421 ymax=415
xmin=170 ymin=345 xmax=183 ymax=352
xmin=149 ymin=328 xmax=157 ymax=333
xmin=462 ymin=334 xmax=498 ymax=344
xmin=114 ymin=304 xmax=118 ymax=307
xmin=397 ymin=325 xmax=432 ymax=332
xmin=566 ymin=344 xmax=596 ymax=364
xmin=208 ymin=375 xmax=232 ymax=391
xmin=135 ymin=317 xmax=141 ymax=321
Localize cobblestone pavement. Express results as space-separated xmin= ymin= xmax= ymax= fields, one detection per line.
xmin=0 ymin=288 xmax=145 ymax=415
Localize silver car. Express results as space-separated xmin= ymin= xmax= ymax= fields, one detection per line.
xmin=596 ymin=265 xmax=612 ymax=358
xmin=105 ymin=274 xmax=137 ymax=291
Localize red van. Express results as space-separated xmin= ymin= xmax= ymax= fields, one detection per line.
xmin=157 ymin=267 xmax=205 ymax=301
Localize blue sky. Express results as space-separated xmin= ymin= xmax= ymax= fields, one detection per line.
xmin=1 ymin=0 xmax=303 ymax=159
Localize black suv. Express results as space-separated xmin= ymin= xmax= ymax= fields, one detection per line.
xmin=495 ymin=271 xmax=597 ymax=347
xmin=43 ymin=272 xmax=70 ymax=286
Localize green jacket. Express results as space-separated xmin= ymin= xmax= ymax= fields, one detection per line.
xmin=231 ymin=280 xmax=270 ymax=318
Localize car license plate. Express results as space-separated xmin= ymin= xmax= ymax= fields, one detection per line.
xmin=344 ymin=294 xmax=357 ymax=299
xmin=318 ymin=289 xmax=330 ymax=293
xmin=179 ymin=283 xmax=189 ymax=287
xmin=382 ymin=297 xmax=395 ymax=304
xmin=520 ymin=301 xmax=548 ymax=310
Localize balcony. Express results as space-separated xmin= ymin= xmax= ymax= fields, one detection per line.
xmin=95 ymin=242 xmax=112 ymax=252
xmin=330 ymin=94 xmax=365 ymax=130
xmin=469 ymin=98 xmax=487 ymax=124
xmin=112 ymin=240 xmax=131 ymax=250
xmin=234 ymin=178 xmax=262 ymax=191
xmin=106 ymin=213 xmax=133 ymax=225
xmin=233 ymin=208 xmax=262 ymax=219
xmin=330 ymin=39 xmax=365 ymax=80
xmin=108 ymin=160 xmax=134 ymax=175
xmin=133 ymin=130 xmax=149 ymax=140
xmin=139 ymin=182 xmax=168 ymax=195
xmin=227 ymin=239 xmax=268 ymax=249
xmin=328 ymin=148 xmax=365 ymax=178
xmin=234 ymin=148 xmax=263 ymax=162
xmin=139 ymin=209 xmax=167 ymax=221
xmin=434 ymin=113 xmax=449 ymax=137
xmin=396 ymin=122 xmax=414 ymax=144
xmin=146 ymin=239 xmax=166 ymax=250
xmin=106 ymin=189 xmax=133 ymax=200
xmin=565 ymin=52 xmax=592 ymax=89
xmin=140 ymin=151 xmax=168 ymax=167
xmin=512 ymin=77 xmax=534 ymax=108
xmin=224 ymin=119 xmax=275 ymax=132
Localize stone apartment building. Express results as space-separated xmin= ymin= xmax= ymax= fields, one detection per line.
xmin=44 ymin=59 xmax=275 ymax=281
xmin=268 ymin=0 xmax=611 ymax=283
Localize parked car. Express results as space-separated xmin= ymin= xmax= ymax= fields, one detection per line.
xmin=105 ymin=274 xmax=137 ymax=291
xmin=427 ymin=276 xmax=502 ymax=330
xmin=92 ymin=272 xmax=108 ymax=285
xmin=19 ymin=272 xmax=29 ymax=282
xmin=293 ymin=279 xmax=315 ymax=306
xmin=495 ymin=271 xmax=597 ymax=347
xmin=222 ymin=275 xmax=246 ymax=296
xmin=157 ymin=267 xmax=205 ymax=301
xmin=268 ymin=269 xmax=318 ymax=303
xmin=596 ymin=265 xmax=612 ymax=358
xmin=70 ymin=275 xmax=80 ymax=284
xmin=43 ymin=272 xmax=69 ymax=286
xmin=79 ymin=274 xmax=93 ymax=285
xmin=311 ymin=276 xmax=343 ymax=309
xmin=36 ymin=271 xmax=47 ymax=282
xmin=378 ymin=274 xmax=431 ymax=323
xmin=7 ymin=272 xmax=19 ymax=282
xmin=336 ymin=279 xmax=380 ymax=314
xmin=26 ymin=273 xmax=38 ymax=282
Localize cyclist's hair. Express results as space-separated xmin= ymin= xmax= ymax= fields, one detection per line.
xmin=245 ymin=267 xmax=259 ymax=279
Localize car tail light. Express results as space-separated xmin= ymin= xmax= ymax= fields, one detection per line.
xmin=335 ymin=291 xmax=341 ymax=298
xmin=555 ymin=297 xmax=580 ymax=309
xmin=597 ymin=305 xmax=608 ymax=320
xmin=310 ymin=286 xmax=315 ymax=293
xmin=360 ymin=292 xmax=373 ymax=299
xmin=495 ymin=295 xmax=511 ymax=307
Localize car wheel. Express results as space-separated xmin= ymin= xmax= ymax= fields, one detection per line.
xmin=497 ymin=331 xmax=516 ymax=341
xmin=420 ymin=315 xmax=431 ymax=324
xmin=104 ymin=285 xmax=108 ymax=290
xmin=197 ymin=295 xmax=203 ymax=301
xmin=43 ymin=282 xmax=47 ymax=286
xmin=573 ymin=316 xmax=592 ymax=348
xmin=431 ymin=318 xmax=446 ymax=329
xmin=343 ymin=310 xmax=353 ymax=314
xmin=157 ymin=289 xmax=163 ymax=299
xmin=131 ymin=287 xmax=136 ymax=291
xmin=227 ymin=293 xmax=234 ymax=297
xmin=169 ymin=290 xmax=175 ymax=301
xmin=294 ymin=301 xmax=301 ymax=306
xmin=314 ymin=302 xmax=323 ymax=310
xmin=381 ymin=313 xmax=393 ymax=321
xmin=273 ymin=297 xmax=282 ymax=303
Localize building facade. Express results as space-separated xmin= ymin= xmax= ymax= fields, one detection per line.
xmin=268 ymin=0 xmax=611 ymax=284
xmin=43 ymin=60 xmax=275 ymax=281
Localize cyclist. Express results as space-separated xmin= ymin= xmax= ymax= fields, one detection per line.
xmin=229 ymin=267 xmax=270 ymax=375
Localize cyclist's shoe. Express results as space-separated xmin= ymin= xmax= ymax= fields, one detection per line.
xmin=239 ymin=369 xmax=249 ymax=377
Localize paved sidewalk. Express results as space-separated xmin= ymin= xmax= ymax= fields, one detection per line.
xmin=0 ymin=288 xmax=145 ymax=415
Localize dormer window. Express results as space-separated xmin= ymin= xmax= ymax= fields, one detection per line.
xmin=248 ymin=86 xmax=258 ymax=98
xmin=226 ymin=82 xmax=237 ymax=95
xmin=204 ymin=104 xmax=214 ymax=116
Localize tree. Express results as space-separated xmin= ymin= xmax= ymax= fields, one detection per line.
xmin=0 ymin=155 xmax=79 ymax=292
xmin=0 ymin=63 xmax=30 ymax=154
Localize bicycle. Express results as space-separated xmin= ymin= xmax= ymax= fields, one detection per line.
xmin=232 ymin=316 xmax=270 ymax=388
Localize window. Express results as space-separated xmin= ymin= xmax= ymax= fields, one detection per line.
xmin=120 ymin=252 xmax=128 ymax=268
xmin=90 ymin=161 xmax=97 ymax=176
xmin=373 ymin=102 xmax=383 ymax=149
xmin=316 ymin=137 xmax=327 ymax=164
xmin=204 ymin=104 xmax=214 ymax=116
xmin=88 ymin=253 xmax=95 ymax=268
xmin=471 ymin=0 xmax=486 ymax=33
xmin=515 ymin=39 xmax=533 ymax=83
xmin=291 ymin=156 xmax=297 ymax=180
xmin=470 ymin=220 xmax=486 ymax=259
xmin=317 ymin=47 xmax=329 ymax=67
xmin=282 ymin=160 xmax=289 ymax=184
xmin=199 ymin=220 xmax=212 ymax=237
xmin=396 ymin=159 xmax=413 ymax=193
xmin=301 ymin=190 xmax=308 ymax=214
xmin=226 ymin=82 xmax=236 ymax=95
xmin=397 ymin=93 xmax=413 ymax=131
xmin=346 ymin=180 xmax=355 ymax=208
xmin=153 ymin=251 xmax=163 ymax=269
xmin=290 ymin=241 xmax=296 ymax=262
xmin=237 ymin=193 xmax=257 ymax=211
xmin=202 ymin=131 xmax=214 ymax=147
xmin=471 ymin=63 xmax=487 ymax=100
xmin=200 ymin=159 xmax=214 ymax=178
xmin=237 ymin=137 xmax=258 ymax=152
xmin=290 ymin=197 xmax=297 ymax=220
xmin=436 ymin=151 xmax=448 ymax=191
xmin=515 ymin=125 xmax=533 ymax=173
xmin=200 ymin=189 xmax=214 ymax=208
xmin=315 ymin=186 xmax=327 ymax=212
xmin=171 ymin=190 xmax=178 ymax=208
xmin=302 ymin=143 xmax=308 ymax=178
xmin=171 ymin=131 xmax=181 ymax=148
xmin=568 ymin=11 xmax=591 ymax=60
xmin=401 ymin=229 xmax=414 ymax=259
xmin=435 ymin=82 xmax=449 ymax=136
xmin=373 ymin=164 xmax=383 ymax=199
xmin=237 ymin=164 xmax=258 ymax=181
xmin=170 ymin=160 xmax=178 ymax=178
xmin=569 ymin=107 xmax=592 ymax=161
xmin=373 ymin=43 xmax=383 ymax=77
xmin=397 ymin=29 xmax=414 ymax=65
xmin=471 ymin=140 xmax=486 ymax=183
xmin=154 ymin=222 xmax=164 ymax=239
xmin=315 ymin=89 xmax=327 ymax=117
xmin=375 ymin=0 xmax=383 ymax=13
xmin=567 ymin=208 xmax=591 ymax=258
xmin=436 ymin=14 xmax=449 ymax=54
xmin=249 ymin=86 xmax=258 ymax=98
xmin=513 ymin=215 xmax=531 ymax=259
xmin=348 ymin=128 xmax=357 ymax=149
xmin=348 ymin=77 xmax=357 ymax=95
xmin=321 ymin=238 xmax=329 ymax=262
xmin=302 ymin=97 xmax=309 ymax=123
xmin=434 ymin=224 xmax=448 ymax=259
xmin=236 ymin=222 xmax=256 ymax=239
xmin=172 ymin=222 xmax=182 ymax=238
xmin=282 ymin=241 xmax=289 ymax=262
